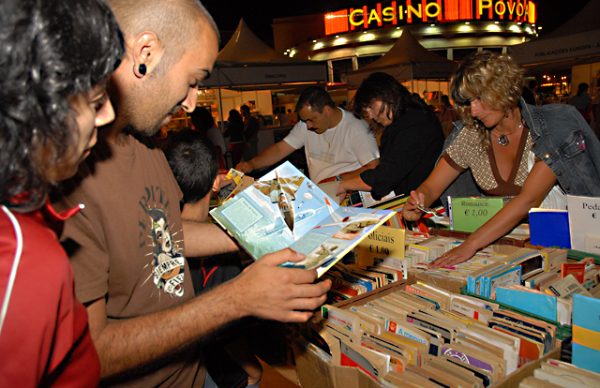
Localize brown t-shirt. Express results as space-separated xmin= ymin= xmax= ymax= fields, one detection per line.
xmin=442 ymin=124 xmax=533 ymax=197
xmin=56 ymin=135 xmax=204 ymax=387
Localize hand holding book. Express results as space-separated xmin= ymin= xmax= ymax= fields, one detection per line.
xmin=209 ymin=162 xmax=395 ymax=277
xmin=228 ymin=247 xmax=331 ymax=322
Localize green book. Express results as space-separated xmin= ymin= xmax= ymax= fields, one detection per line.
xmin=448 ymin=196 xmax=505 ymax=233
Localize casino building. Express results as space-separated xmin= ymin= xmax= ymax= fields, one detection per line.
xmin=273 ymin=0 xmax=539 ymax=83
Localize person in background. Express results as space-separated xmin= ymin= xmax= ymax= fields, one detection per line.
xmin=521 ymin=79 xmax=538 ymax=106
xmin=190 ymin=107 xmax=226 ymax=169
xmin=241 ymin=104 xmax=260 ymax=162
xmin=237 ymin=86 xmax=379 ymax=184
xmin=287 ymin=108 xmax=298 ymax=125
xmin=569 ymin=82 xmax=592 ymax=124
xmin=164 ymin=129 xmax=262 ymax=387
xmin=438 ymin=94 xmax=459 ymax=138
xmin=225 ymin=108 xmax=245 ymax=167
xmin=0 ymin=0 xmax=122 ymax=385
xmin=336 ymin=72 xmax=443 ymax=200
xmin=53 ymin=0 xmax=330 ymax=386
xmin=594 ymin=72 xmax=600 ymax=139
xmin=403 ymin=51 xmax=600 ymax=268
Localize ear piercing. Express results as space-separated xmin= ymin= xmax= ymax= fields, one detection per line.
xmin=138 ymin=64 xmax=147 ymax=75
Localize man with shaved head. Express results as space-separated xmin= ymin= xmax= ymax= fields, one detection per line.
xmin=54 ymin=0 xmax=331 ymax=386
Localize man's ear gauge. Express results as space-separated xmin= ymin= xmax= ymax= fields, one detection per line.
xmin=138 ymin=63 xmax=147 ymax=75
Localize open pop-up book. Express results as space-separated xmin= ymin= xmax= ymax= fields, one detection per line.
xmin=209 ymin=161 xmax=395 ymax=277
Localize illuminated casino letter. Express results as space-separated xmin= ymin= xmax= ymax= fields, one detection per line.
xmin=382 ymin=6 xmax=395 ymax=22
xmin=349 ymin=9 xmax=364 ymax=26
xmin=425 ymin=2 xmax=441 ymax=18
xmin=495 ymin=1 xmax=506 ymax=17
xmin=407 ymin=4 xmax=422 ymax=20
xmin=478 ymin=0 xmax=492 ymax=16
xmin=516 ymin=2 xmax=524 ymax=17
xmin=507 ymin=1 xmax=517 ymax=18
xmin=367 ymin=8 xmax=382 ymax=24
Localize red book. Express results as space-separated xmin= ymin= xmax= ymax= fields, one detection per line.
xmin=561 ymin=262 xmax=585 ymax=283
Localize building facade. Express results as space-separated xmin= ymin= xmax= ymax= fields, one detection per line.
xmin=273 ymin=0 xmax=539 ymax=83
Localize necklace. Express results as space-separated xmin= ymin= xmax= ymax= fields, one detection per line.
xmin=497 ymin=134 xmax=510 ymax=146
xmin=495 ymin=121 xmax=523 ymax=147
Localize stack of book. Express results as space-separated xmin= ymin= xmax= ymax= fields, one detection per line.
xmin=325 ymin=264 xmax=404 ymax=303
xmin=519 ymin=359 xmax=600 ymax=387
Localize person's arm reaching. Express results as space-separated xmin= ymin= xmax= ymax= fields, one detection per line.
xmin=337 ymin=159 xmax=380 ymax=182
xmin=336 ymin=174 xmax=373 ymax=198
xmin=402 ymin=157 xmax=461 ymax=220
xmin=431 ymin=160 xmax=557 ymax=267
xmin=86 ymin=248 xmax=332 ymax=378
xmin=182 ymin=220 xmax=238 ymax=256
xmin=236 ymin=140 xmax=295 ymax=173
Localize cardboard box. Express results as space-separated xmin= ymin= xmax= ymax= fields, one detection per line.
xmin=294 ymin=281 xmax=407 ymax=388
xmin=491 ymin=348 xmax=560 ymax=388
xmin=294 ymin=276 xmax=563 ymax=387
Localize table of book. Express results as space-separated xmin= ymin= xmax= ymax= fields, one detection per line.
xmin=291 ymin=230 xmax=600 ymax=388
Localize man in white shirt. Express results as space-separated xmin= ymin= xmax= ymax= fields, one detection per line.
xmin=237 ymin=86 xmax=379 ymax=183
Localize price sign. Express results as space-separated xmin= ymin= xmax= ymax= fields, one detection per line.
xmin=354 ymin=226 xmax=405 ymax=266
xmin=449 ymin=196 xmax=505 ymax=233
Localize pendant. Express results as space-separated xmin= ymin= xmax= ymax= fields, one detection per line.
xmin=497 ymin=134 xmax=509 ymax=146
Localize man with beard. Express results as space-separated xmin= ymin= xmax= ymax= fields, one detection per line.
xmin=54 ymin=0 xmax=331 ymax=386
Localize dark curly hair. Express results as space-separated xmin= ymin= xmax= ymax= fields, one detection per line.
xmin=164 ymin=129 xmax=218 ymax=204
xmin=0 ymin=0 xmax=123 ymax=211
xmin=352 ymin=72 xmax=424 ymax=123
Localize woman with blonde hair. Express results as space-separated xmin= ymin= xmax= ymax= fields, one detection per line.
xmin=403 ymin=51 xmax=600 ymax=267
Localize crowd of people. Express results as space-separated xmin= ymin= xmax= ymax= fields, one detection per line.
xmin=1 ymin=0 xmax=600 ymax=386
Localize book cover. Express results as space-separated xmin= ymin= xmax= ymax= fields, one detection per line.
xmin=572 ymin=294 xmax=600 ymax=373
xmin=448 ymin=196 xmax=505 ymax=233
xmin=209 ymin=161 xmax=395 ymax=277
xmin=215 ymin=168 xmax=254 ymax=204
xmin=528 ymin=208 xmax=570 ymax=248
xmin=567 ymin=195 xmax=600 ymax=254
xmin=495 ymin=287 xmax=558 ymax=322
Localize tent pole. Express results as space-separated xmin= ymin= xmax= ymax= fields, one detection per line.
xmin=411 ymin=63 xmax=415 ymax=92
xmin=217 ymin=66 xmax=225 ymax=131
xmin=218 ymin=87 xmax=224 ymax=128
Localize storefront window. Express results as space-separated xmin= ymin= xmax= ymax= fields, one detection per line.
xmin=332 ymin=58 xmax=353 ymax=83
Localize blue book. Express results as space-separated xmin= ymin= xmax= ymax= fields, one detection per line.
xmin=528 ymin=208 xmax=571 ymax=248
xmin=484 ymin=265 xmax=522 ymax=299
xmin=495 ymin=287 xmax=557 ymax=322
xmin=573 ymin=294 xmax=600 ymax=373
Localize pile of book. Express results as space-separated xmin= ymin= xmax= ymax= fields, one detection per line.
xmin=304 ymin=282 xmax=560 ymax=387
xmin=519 ymin=359 xmax=600 ymax=387
xmin=325 ymin=264 xmax=404 ymax=303
xmin=481 ymin=257 xmax=599 ymax=326
xmin=324 ymin=230 xmax=442 ymax=302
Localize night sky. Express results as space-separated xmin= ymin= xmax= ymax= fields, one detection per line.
xmin=203 ymin=0 xmax=592 ymax=46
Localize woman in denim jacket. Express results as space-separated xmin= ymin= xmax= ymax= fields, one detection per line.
xmin=403 ymin=51 xmax=600 ymax=267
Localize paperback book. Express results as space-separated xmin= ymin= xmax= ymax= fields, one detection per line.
xmin=209 ymin=161 xmax=395 ymax=277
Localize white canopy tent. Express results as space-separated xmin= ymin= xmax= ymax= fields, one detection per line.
xmin=201 ymin=19 xmax=326 ymax=89
xmin=344 ymin=28 xmax=456 ymax=91
xmin=509 ymin=0 xmax=600 ymax=70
